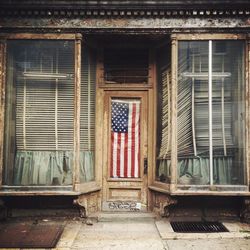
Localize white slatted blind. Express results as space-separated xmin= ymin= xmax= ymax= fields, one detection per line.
xmin=159 ymin=67 xmax=171 ymax=158
xmin=15 ymin=41 xmax=74 ymax=151
xmin=80 ymin=48 xmax=96 ymax=151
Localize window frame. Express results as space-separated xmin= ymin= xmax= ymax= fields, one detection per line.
xmin=97 ymin=46 xmax=154 ymax=89
xmin=0 ymin=33 xmax=100 ymax=194
xmin=152 ymin=33 xmax=250 ymax=195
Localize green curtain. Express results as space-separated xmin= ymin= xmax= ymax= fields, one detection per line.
xmin=13 ymin=150 xmax=95 ymax=185
xmin=177 ymin=157 xmax=233 ymax=185
xmin=80 ymin=151 xmax=94 ymax=182
xmin=158 ymin=157 xmax=234 ymax=185
xmin=14 ymin=151 xmax=73 ymax=185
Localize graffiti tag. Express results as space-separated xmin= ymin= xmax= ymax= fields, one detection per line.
xmin=108 ymin=201 xmax=141 ymax=211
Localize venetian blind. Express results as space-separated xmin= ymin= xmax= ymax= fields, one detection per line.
xmin=158 ymin=67 xmax=171 ymax=159
xmin=15 ymin=41 xmax=74 ymax=151
xmin=80 ymin=48 xmax=96 ymax=151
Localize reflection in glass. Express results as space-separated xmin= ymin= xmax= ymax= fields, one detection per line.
xmin=5 ymin=41 xmax=75 ymax=186
xmin=177 ymin=41 xmax=245 ymax=185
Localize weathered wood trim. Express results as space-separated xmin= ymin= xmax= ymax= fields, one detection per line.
xmin=96 ymin=48 xmax=104 ymax=86
xmin=0 ymin=191 xmax=82 ymax=196
xmin=149 ymin=185 xmax=170 ymax=194
xmin=171 ymin=191 xmax=250 ymax=196
xmin=150 ymin=181 xmax=171 ymax=191
xmin=175 ymin=33 xmax=247 ymax=40
xmin=148 ymin=87 xmax=154 ymax=187
xmin=0 ymin=41 xmax=6 ymax=187
xmin=95 ymin=90 xmax=104 ymax=186
xmin=0 ymin=33 xmax=77 ymax=40
xmin=73 ymin=34 xmax=82 ymax=191
xmin=247 ymin=39 xmax=250 ymax=189
xmin=107 ymin=178 xmax=142 ymax=182
xmin=73 ymin=181 xmax=101 ymax=194
xmin=97 ymin=47 xmax=153 ymax=89
xmin=148 ymin=49 xmax=154 ymax=88
xmin=99 ymin=85 xmax=151 ymax=90
xmin=147 ymin=48 xmax=157 ymax=209
xmin=170 ymin=35 xmax=178 ymax=193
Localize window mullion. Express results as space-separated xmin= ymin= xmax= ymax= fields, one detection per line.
xmin=209 ymin=40 xmax=213 ymax=186
xmin=23 ymin=49 xmax=27 ymax=150
xmin=55 ymin=49 xmax=58 ymax=150
xmin=87 ymin=52 xmax=91 ymax=151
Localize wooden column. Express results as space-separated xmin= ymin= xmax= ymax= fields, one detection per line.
xmin=247 ymin=39 xmax=250 ymax=188
xmin=74 ymin=34 xmax=82 ymax=191
xmin=170 ymin=35 xmax=178 ymax=193
xmin=0 ymin=41 xmax=6 ymax=186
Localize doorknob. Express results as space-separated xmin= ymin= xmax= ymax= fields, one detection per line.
xmin=144 ymin=158 xmax=148 ymax=175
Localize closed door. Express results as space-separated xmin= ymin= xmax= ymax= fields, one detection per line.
xmin=102 ymin=91 xmax=148 ymax=211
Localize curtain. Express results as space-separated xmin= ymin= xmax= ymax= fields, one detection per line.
xmin=13 ymin=151 xmax=95 ymax=185
xmin=178 ymin=157 xmax=233 ymax=185
xmin=14 ymin=151 xmax=73 ymax=185
xmin=80 ymin=151 xmax=95 ymax=182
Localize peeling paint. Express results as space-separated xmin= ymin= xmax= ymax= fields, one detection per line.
xmin=0 ymin=17 xmax=250 ymax=31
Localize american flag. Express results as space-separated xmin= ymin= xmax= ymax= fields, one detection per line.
xmin=111 ymin=100 xmax=140 ymax=178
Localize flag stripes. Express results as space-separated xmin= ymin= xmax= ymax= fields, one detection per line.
xmin=111 ymin=100 xmax=140 ymax=178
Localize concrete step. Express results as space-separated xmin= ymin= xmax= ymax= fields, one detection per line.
xmin=97 ymin=212 xmax=157 ymax=222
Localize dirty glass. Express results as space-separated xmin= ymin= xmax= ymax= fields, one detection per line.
xmin=104 ymin=48 xmax=149 ymax=84
xmin=156 ymin=44 xmax=171 ymax=183
xmin=4 ymin=40 xmax=75 ymax=186
xmin=177 ymin=41 xmax=245 ymax=186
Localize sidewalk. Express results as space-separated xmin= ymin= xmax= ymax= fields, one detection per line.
xmin=55 ymin=214 xmax=250 ymax=250
xmin=1 ymin=214 xmax=250 ymax=250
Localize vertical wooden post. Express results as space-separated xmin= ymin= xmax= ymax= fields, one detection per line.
xmin=170 ymin=35 xmax=177 ymax=193
xmin=246 ymin=39 xmax=250 ymax=188
xmin=74 ymin=34 xmax=82 ymax=191
xmin=0 ymin=41 xmax=6 ymax=186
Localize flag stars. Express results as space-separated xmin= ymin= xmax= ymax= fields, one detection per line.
xmin=111 ymin=101 xmax=129 ymax=133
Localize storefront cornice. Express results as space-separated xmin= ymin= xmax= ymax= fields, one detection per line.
xmin=0 ymin=0 xmax=250 ymax=18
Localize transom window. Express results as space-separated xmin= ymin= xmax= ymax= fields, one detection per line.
xmin=103 ymin=48 xmax=149 ymax=84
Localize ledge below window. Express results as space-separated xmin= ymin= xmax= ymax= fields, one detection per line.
xmin=149 ymin=184 xmax=250 ymax=196
xmin=0 ymin=183 xmax=101 ymax=196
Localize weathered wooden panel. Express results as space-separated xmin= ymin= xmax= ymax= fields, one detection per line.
xmin=0 ymin=34 xmax=76 ymax=40
xmin=109 ymin=188 xmax=141 ymax=200
xmin=0 ymin=41 xmax=6 ymax=186
xmin=0 ymin=17 xmax=250 ymax=31
xmin=73 ymin=34 xmax=82 ymax=190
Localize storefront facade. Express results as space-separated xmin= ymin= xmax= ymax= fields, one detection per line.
xmin=0 ymin=0 xmax=250 ymax=220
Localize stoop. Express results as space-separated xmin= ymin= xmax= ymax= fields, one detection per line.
xmin=96 ymin=212 xmax=157 ymax=222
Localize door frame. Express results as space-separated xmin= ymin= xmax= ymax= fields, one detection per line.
xmin=102 ymin=90 xmax=148 ymax=211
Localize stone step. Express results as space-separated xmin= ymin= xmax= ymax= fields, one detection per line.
xmin=97 ymin=212 xmax=157 ymax=222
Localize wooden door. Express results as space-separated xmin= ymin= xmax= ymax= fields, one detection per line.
xmin=102 ymin=91 xmax=148 ymax=211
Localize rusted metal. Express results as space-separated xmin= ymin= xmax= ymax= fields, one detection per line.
xmin=0 ymin=223 xmax=64 ymax=248
xmin=170 ymin=221 xmax=229 ymax=233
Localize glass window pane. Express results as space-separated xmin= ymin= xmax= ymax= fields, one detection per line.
xmin=156 ymin=45 xmax=171 ymax=183
xmin=104 ymin=49 xmax=149 ymax=84
xmin=80 ymin=47 xmax=96 ymax=183
xmin=177 ymin=40 xmax=245 ymax=186
xmin=177 ymin=41 xmax=210 ymax=185
xmin=4 ymin=40 xmax=74 ymax=186
xmin=212 ymin=41 xmax=245 ymax=185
